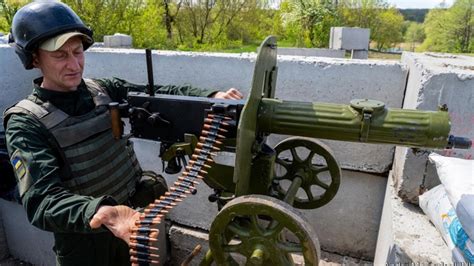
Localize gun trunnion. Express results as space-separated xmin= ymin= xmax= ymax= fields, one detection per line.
xmin=123 ymin=36 xmax=471 ymax=266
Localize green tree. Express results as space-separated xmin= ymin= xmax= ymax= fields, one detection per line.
xmin=338 ymin=0 xmax=404 ymax=51
xmin=420 ymin=0 xmax=473 ymax=53
xmin=62 ymin=0 xmax=146 ymax=42
xmin=404 ymin=22 xmax=425 ymax=51
xmin=174 ymin=0 xmax=266 ymax=48
xmin=280 ymin=0 xmax=339 ymax=47
xmin=338 ymin=0 xmax=384 ymax=48
xmin=130 ymin=0 xmax=169 ymax=49
xmin=0 ymin=0 xmax=30 ymax=33
xmin=338 ymin=0 xmax=388 ymax=29
xmin=371 ymin=8 xmax=404 ymax=50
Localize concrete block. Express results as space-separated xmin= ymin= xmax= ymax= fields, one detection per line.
xmin=103 ymin=33 xmax=133 ymax=48
xmin=0 ymin=199 xmax=55 ymax=265
xmin=301 ymin=170 xmax=386 ymax=259
xmin=330 ymin=27 xmax=370 ymax=50
xmin=168 ymin=224 xmax=372 ymax=265
xmin=0 ymin=209 xmax=9 ymax=260
xmin=393 ymin=52 xmax=474 ymax=203
xmin=374 ymin=173 xmax=452 ymax=264
xmin=0 ymin=34 xmax=7 ymax=44
xmin=0 ymin=45 xmax=41 ymax=123
xmin=278 ymin=47 xmax=345 ymax=58
xmin=351 ymin=50 xmax=369 ymax=59
xmin=168 ymin=225 xmax=210 ymax=266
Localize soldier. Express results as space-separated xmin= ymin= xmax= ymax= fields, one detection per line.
xmin=4 ymin=1 xmax=242 ymax=265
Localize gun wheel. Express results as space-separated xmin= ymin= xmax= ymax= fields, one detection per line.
xmin=274 ymin=137 xmax=341 ymax=209
xmin=209 ymin=195 xmax=320 ymax=266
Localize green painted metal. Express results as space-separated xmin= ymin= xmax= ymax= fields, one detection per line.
xmin=258 ymin=98 xmax=451 ymax=148
xmin=209 ymin=195 xmax=320 ymax=266
xmin=274 ymin=137 xmax=341 ymax=209
xmin=203 ymin=163 xmax=236 ymax=192
xmin=200 ymin=250 xmax=214 ymax=266
xmin=234 ymin=36 xmax=277 ymax=196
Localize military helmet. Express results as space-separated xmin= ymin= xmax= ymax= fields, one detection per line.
xmin=9 ymin=1 xmax=94 ymax=69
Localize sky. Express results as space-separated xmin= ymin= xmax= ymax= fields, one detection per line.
xmin=386 ymin=0 xmax=454 ymax=8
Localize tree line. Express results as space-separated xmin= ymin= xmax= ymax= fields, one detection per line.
xmin=0 ymin=0 xmax=472 ymax=53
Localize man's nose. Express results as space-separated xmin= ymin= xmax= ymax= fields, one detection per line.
xmin=66 ymin=54 xmax=81 ymax=70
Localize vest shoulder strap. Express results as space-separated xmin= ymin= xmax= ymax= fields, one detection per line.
xmin=4 ymin=99 xmax=69 ymax=130
xmin=84 ymin=79 xmax=112 ymax=106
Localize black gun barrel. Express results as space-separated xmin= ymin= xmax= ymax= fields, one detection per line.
xmin=447 ymin=135 xmax=472 ymax=149
xmin=146 ymin=49 xmax=155 ymax=96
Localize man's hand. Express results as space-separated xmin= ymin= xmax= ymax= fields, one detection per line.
xmin=90 ymin=205 xmax=158 ymax=244
xmin=212 ymin=88 xmax=243 ymax=100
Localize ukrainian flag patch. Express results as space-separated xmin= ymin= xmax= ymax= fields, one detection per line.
xmin=11 ymin=155 xmax=26 ymax=179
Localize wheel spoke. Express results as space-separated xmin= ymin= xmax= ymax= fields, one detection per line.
xmin=313 ymin=177 xmax=330 ymax=190
xmin=265 ymin=221 xmax=285 ymax=237
xmin=313 ymin=165 xmax=329 ymax=174
xmin=303 ymin=186 xmax=314 ymax=201
xmin=290 ymin=148 xmax=302 ymax=162
xmin=250 ymin=215 xmax=263 ymax=235
xmin=305 ymin=151 xmax=316 ymax=163
xmin=275 ymin=157 xmax=291 ymax=169
xmin=276 ymin=242 xmax=303 ymax=253
xmin=227 ymin=223 xmax=250 ymax=238
xmin=223 ymin=243 xmax=243 ymax=253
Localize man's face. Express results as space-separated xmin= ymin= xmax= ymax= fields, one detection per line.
xmin=33 ymin=37 xmax=85 ymax=92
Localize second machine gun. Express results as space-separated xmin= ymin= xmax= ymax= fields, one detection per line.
xmin=120 ymin=36 xmax=471 ymax=265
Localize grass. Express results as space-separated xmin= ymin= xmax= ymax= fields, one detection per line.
xmin=368 ymin=51 xmax=402 ymax=60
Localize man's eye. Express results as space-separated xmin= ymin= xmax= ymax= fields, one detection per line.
xmin=53 ymin=54 xmax=66 ymax=59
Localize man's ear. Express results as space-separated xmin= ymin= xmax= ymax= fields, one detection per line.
xmin=32 ymin=53 xmax=40 ymax=68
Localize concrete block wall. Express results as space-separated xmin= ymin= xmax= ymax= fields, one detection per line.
xmin=374 ymin=172 xmax=452 ymax=264
xmin=0 ymin=47 xmax=40 ymax=127
xmin=277 ymin=47 xmax=345 ymax=58
xmin=392 ymin=53 xmax=474 ymax=203
xmin=0 ymin=44 xmax=409 ymax=260
xmin=0 ymin=199 xmax=56 ymax=265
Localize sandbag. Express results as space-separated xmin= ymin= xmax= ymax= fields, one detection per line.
xmin=419 ymin=185 xmax=473 ymax=263
xmin=429 ymin=153 xmax=474 ymax=241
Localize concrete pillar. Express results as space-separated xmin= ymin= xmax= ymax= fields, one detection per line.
xmin=393 ymin=52 xmax=474 ymax=203
xmin=330 ymin=27 xmax=370 ymax=51
xmin=351 ymin=50 xmax=369 ymax=59
xmin=103 ymin=33 xmax=133 ymax=48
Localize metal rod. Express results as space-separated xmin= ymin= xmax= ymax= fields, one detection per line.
xmin=146 ymin=49 xmax=155 ymax=96
xmin=283 ymin=175 xmax=303 ymax=205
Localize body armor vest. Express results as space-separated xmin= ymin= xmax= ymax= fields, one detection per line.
xmin=4 ymin=79 xmax=141 ymax=204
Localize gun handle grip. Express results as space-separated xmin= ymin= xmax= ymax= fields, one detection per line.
xmin=109 ymin=102 xmax=122 ymax=139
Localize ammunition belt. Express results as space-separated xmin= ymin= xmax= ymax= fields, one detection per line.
xmin=129 ymin=113 xmax=230 ymax=265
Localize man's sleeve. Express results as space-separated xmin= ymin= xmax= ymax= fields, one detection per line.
xmin=5 ymin=114 xmax=116 ymax=234
xmin=93 ymin=77 xmax=218 ymax=102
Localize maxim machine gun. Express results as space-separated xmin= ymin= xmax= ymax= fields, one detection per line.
xmin=118 ymin=37 xmax=471 ymax=265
